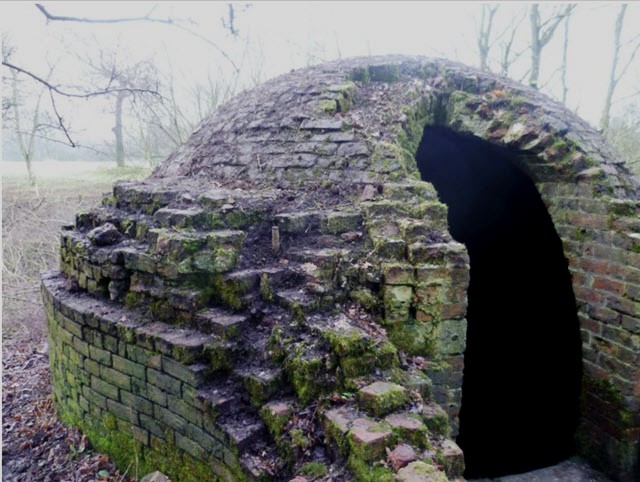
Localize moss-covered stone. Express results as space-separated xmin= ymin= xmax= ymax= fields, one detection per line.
xmin=300 ymin=461 xmax=328 ymax=478
xmin=357 ymin=382 xmax=408 ymax=417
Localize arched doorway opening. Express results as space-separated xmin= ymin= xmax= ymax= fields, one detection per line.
xmin=415 ymin=125 xmax=583 ymax=478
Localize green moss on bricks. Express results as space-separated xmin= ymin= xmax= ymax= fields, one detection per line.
xmin=357 ymin=382 xmax=408 ymax=417
xmin=350 ymin=66 xmax=370 ymax=83
xmin=259 ymin=273 xmax=274 ymax=302
xmin=260 ymin=402 xmax=293 ymax=439
xmin=316 ymin=99 xmax=338 ymax=114
xmin=300 ymin=461 xmax=328 ymax=478
xmin=210 ymin=276 xmax=244 ymax=310
xmin=388 ymin=323 xmax=437 ymax=357
xmin=347 ymin=455 xmax=394 ymax=482
xmin=55 ymin=407 xmax=230 ymax=482
xmin=349 ymin=288 xmax=380 ymax=312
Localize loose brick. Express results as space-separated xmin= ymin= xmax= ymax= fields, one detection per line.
xmin=358 ymin=382 xmax=408 ymax=417
xmin=348 ymin=418 xmax=394 ymax=462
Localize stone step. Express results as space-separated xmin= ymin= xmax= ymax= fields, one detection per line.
xmin=274 ymin=287 xmax=319 ymax=312
xmin=111 ymin=181 xmax=179 ymax=214
xmin=274 ymin=210 xmax=363 ymax=236
xmin=217 ymin=412 xmax=267 ymax=453
xmin=148 ymin=228 xmax=246 ymax=277
xmin=224 ymin=266 xmax=300 ymax=297
xmin=153 ymin=206 xmax=209 ymax=229
xmin=194 ymin=308 xmax=250 ymax=338
xmin=193 ymin=377 xmax=243 ymax=419
xmin=238 ymin=445 xmax=280 ymax=482
xmin=234 ymin=364 xmax=285 ymax=407
xmin=135 ymin=321 xmax=215 ymax=364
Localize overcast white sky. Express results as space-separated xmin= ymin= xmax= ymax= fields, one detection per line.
xmin=2 ymin=1 xmax=640 ymax=148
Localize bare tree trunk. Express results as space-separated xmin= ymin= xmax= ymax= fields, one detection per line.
xmin=601 ymin=5 xmax=626 ymax=131
xmin=113 ymin=90 xmax=126 ymax=167
xmin=529 ymin=4 xmax=575 ymax=89
xmin=561 ymin=14 xmax=570 ymax=105
xmin=529 ymin=5 xmax=541 ymax=88
xmin=11 ymin=69 xmax=42 ymax=188
xmin=477 ymin=5 xmax=499 ymax=71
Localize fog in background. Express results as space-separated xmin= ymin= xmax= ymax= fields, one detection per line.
xmin=2 ymin=1 xmax=639 ymax=173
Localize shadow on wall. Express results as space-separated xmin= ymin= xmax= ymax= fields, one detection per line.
xmin=415 ymin=125 xmax=584 ymax=479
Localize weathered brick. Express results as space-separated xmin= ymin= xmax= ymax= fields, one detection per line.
xmin=62 ymin=316 xmax=83 ymax=339
xmin=113 ymin=354 xmax=146 ymax=380
xmin=147 ymin=368 xmax=181 ymax=396
xmin=71 ymin=337 xmax=90 ymax=357
xmin=107 ymin=398 xmax=138 ymax=425
xmin=131 ymin=426 xmax=150 ymax=446
xmin=89 ymin=345 xmax=112 ymax=366
xmin=127 ymin=344 xmax=162 ymax=369
xmin=82 ymin=385 xmax=107 ymax=409
xmin=102 ymin=334 xmax=120 ymax=353
xmin=120 ymin=391 xmax=154 ymax=416
xmin=185 ymin=423 xmax=218 ymax=453
xmin=147 ymin=384 xmax=168 ymax=407
xmin=91 ymin=376 xmax=119 ymax=400
xmin=168 ymin=394 xmax=203 ymax=428
xmin=140 ymin=413 xmax=165 ymax=438
xmin=348 ymin=418 xmax=394 ymax=461
xmin=593 ymin=277 xmax=625 ymax=296
xmin=131 ymin=377 xmax=149 ymax=399
xmin=176 ymin=433 xmax=204 ymax=459
xmin=155 ymin=405 xmax=187 ymax=433
xmin=382 ymin=263 xmax=415 ymax=285
xmin=162 ymin=357 xmax=209 ymax=387
xmin=358 ymin=382 xmax=408 ymax=417
xmin=100 ymin=366 xmax=132 ymax=391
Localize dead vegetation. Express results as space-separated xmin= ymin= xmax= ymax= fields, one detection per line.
xmin=2 ymin=165 xmax=149 ymax=481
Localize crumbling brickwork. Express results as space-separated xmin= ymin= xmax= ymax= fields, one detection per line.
xmin=43 ymin=55 xmax=639 ymax=481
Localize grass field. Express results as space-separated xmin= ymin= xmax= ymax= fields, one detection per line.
xmin=2 ymin=161 xmax=151 ymax=341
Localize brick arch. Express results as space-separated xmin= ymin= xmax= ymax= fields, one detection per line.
xmin=405 ymin=78 xmax=640 ymax=481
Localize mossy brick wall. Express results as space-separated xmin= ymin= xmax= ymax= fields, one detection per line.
xmin=42 ymin=274 xmax=250 ymax=482
xmin=44 ymin=55 xmax=640 ymax=481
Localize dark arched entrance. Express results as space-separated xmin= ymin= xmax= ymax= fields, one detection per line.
xmin=415 ymin=125 xmax=583 ymax=478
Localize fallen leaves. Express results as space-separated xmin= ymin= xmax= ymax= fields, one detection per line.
xmin=3 ymin=338 xmax=132 ymax=482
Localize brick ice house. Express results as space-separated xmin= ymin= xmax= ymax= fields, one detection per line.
xmin=42 ymin=55 xmax=640 ymax=481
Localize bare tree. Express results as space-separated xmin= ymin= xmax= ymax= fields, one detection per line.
xmin=560 ymin=14 xmax=571 ymax=105
xmin=600 ymin=4 xmax=640 ymax=130
xmin=476 ymin=4 xmax=499 ymax=71
xmin=84 ymin=48 xmax=159 ymax=166
xmin=3 ymin=35 xmax=56 ymax=188
xmin=528 ymin=4 xmax=575 ymax=89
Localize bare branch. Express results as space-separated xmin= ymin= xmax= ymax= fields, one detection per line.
xmin=2 ymin=61 xmax=159 ymax=98
xmin=36 ymin=3 xmax=177 ymax=25
xmin=34 ymin=3 xmax=240 ymax=73
xmin=48 ymin=89 xmax=75 ymax=147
